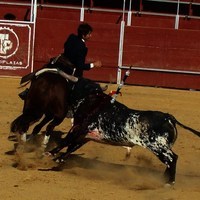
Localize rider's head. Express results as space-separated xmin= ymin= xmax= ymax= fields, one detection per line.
xmin=77 ymin=23 xmax=93 ymax=41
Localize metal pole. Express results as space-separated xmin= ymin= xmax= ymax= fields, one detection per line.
xmin=127 ymin=0 xmax=132 ymax=26
xmin=117 ymin=0 xmax=126 ymax=84
xmin=122 ymin=0 xmax=126 ymax=21
xmin=30 ymin=0 xmax=33 ymax=22
xmin=175 ymin=0 xmax=180 ymax=29
xmin=80 ymin=0 xmax=85 ymax=22
xmin=31 ymin=0 xmax=37 ymax=72
xmin=33 ymin=0 xmax=37 ymax=22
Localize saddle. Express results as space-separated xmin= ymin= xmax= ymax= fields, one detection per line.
xmin=20 ymin=54 xmax=77 ymax=85
xmin=49 ymin=54 xmax=76 ymax=75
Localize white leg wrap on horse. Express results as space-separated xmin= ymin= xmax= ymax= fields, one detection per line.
xmin=21 ymin=133 xmax=27 ymax=142
xmin=71 ymin=118 xmax=74 ymax=126
xmin=43 ymin=135 xmax=50 ymax=145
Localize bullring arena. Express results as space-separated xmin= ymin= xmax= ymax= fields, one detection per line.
xmin=0 ymin=77 xmax=200 ymax=199
xmin=0 ymin=0 xmax=200 ymax=200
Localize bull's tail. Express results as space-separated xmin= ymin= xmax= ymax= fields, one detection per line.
xmin=169 ymin=114 xmax=200 ymax=137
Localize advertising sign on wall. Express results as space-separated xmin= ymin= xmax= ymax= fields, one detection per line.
xmin=0 ymin=23 xmax=33 ymax=75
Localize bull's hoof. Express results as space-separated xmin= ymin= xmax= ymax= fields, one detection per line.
xmin=43 ymin=151 xmax=53 ymax=157
xmin=164 ymin=181 xmax=175 ymax=188
xmin=26 ymin=134 xmax=37 ymax=142
xmin=53 ymin=157 xmax=65 ymax=163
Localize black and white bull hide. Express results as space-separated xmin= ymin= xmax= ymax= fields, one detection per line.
xmin=48 ymin=92 xmax=200 ymax=185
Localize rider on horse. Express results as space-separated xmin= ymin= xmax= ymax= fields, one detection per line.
xmin=19 ymin=23 xmax=102 ymax=100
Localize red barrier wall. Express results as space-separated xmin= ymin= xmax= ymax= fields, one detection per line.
xmin=123 ymin=26 xmax=200 ymax=72
xmin=34 ymin=18 xmax=120 ymax=70
xmin=0 ymin=6 xmax=200 ymax=90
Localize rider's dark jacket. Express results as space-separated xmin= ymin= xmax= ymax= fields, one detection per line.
xmin=63 ymin=34 xmax=91 ymax=77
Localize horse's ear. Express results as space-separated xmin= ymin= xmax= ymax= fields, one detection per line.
xmin=20 ymin=72 xmax=35 ymax=84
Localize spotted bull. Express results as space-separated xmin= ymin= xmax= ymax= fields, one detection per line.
xmin=48 ymin=92 xmax=200 ymax=185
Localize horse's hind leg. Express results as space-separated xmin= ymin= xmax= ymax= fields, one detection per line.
xmin=11 ymin=113 xmax=42 ymax=142
xmin=32 ymin=115 xmax=53 ymax=136
xmin=42 ymin=117 xmax=65 ymax=147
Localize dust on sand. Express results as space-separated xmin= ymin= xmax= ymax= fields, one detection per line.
xmin=0 ymin=77 xmax=200 ymax=200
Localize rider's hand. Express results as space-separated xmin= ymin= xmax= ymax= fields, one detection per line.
xmin=93 ymin=60 xmax=102 ymax=68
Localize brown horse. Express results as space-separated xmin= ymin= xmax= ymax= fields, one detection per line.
xmin=10 ymin=69 xmax=105 ymax=147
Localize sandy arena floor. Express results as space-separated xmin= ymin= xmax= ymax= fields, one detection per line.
xmin=0 ymin=77 xmax=199 ymax=200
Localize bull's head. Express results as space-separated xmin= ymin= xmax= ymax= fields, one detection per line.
xmin=71 ymin=78 xmax=104 ymax=102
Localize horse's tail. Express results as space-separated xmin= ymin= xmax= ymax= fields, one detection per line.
xmin=20 ymin=72 xmax=36 ymax=85
xmin=10 ymin=115 xmax=26 ymax=133
xmin=168 ymin=114 xmax=200 ymax=137
xmin=20 ymin=64 xmax=50 ymax=85
xmin=10 ymin=114 xmax=40 ymax=133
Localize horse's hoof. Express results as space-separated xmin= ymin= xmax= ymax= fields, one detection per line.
xmin=8 ymin=135 xmax=17 ymax=142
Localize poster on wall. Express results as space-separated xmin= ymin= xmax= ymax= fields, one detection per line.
xmin=0 ymin=22 xmax=33 ymax=76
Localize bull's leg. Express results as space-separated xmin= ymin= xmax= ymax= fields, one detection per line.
xmin=47 ymin=136 xmax=71 ymax=156
xmin=123 ymin=146 xmax=133 ymax=160
xmin=156 ymin=150 xmax=178 ymax=185
xmin=48 ymin=125 xmax=88 ymax=158
xmin=163 ymin=152 xmax=178 ymax=185
xmin=54 ymin=140 xmax=88 ymax=163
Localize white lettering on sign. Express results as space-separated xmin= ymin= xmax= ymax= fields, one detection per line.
xmin=0 ymin=27 xmax=19 ymax=59
xmin=0 ymin=34 xmax=13 ymax=54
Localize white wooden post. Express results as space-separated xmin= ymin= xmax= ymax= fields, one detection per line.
xmin=175 ymin=0 xmax=180 ymax=29
xmin=127 ymin=0 xmax=132 ymax=26
xmin=80 ymin=0 xmax=85 ymax=22
xmin=117 ymin=0 xmax=126 ymax=84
